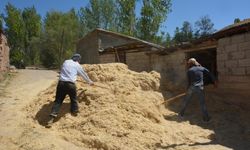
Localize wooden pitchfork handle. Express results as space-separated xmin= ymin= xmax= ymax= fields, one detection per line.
xmin=94 ymin=84 xmax=109 ymax=89
xmin=158 ymin=92 xmax=186 ymax=105
xmin=79 ymin=80 xmax=110 ymax=90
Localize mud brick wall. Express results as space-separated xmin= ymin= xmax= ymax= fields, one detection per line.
xmin=217 ymin=32 xmax=250 ymax=92
xmin=0 ymin=34 xmax=10 ymax=80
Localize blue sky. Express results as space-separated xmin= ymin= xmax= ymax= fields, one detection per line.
xmin=1 ymin=0 xmax=250 ymax=36
xmin=165 ymin=0 xmax=250 ymax=35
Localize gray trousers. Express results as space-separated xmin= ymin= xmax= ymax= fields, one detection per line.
xmin=179 ymin=86 xmax=209 ymax=119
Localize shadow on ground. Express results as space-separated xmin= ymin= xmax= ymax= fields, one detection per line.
xmin=159 ymin=90 xmax=250 ymax=150
xmin=35 ymin=90 xmax=89 ymax=127
xmin=35 ymin=102 xmax=70 ymax=126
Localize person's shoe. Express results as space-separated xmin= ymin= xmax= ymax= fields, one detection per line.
xmin=49 ymin=113 xmax=57 ymax=118
xmin=178 ymin=112 xmax=184 ymax=120
xmin=45 ymin=117 xmax=55 ymax=128
xmin=203 ymin=116 xmax=211 ymax=123
xmin=71 ymin=111 xmax=79 ymax=117
xmin=178 ymin=112 xmax=184 ymax=118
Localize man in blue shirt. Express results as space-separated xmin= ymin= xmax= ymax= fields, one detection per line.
xmin=49 ymin=54 xmax=94 ymax=121
xmin=179 ymin=58 xmax=217 ymax=122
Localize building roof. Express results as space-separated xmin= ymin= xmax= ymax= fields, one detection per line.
xmin=154 ymin=18 xmax=250 ymax=55
xmin=213 ymin=18 xmax=250 ymax=39
xmin=78 ymin=28 xmax=165 ymax=54
xmin=78 ymin=19 xmax=250 ymax=56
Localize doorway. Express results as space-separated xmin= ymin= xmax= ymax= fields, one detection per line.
xmin=186 ymin=48 xmax=218 ymax=79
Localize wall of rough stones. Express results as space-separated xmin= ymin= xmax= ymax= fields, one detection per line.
xmin=0 ymin=33 xmax=9 ymax=80
xmin=217 ymin=32 xmax=250 ymax=92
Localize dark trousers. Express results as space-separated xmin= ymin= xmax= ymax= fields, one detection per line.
xmin=179 ymin=86 xmax=209 ymax=119
xmin=50 ymin=81 xmax=78 ymax=117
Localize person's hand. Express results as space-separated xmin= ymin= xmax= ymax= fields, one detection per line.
xmin=89 ymin=82 xmax=94 ymax=86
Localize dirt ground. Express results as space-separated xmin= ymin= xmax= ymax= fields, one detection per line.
xmin=0 ymin=64 xmax=249 ymax=150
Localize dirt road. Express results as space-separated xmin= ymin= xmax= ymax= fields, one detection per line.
xmin=0 ymin=70 xmax=81 ymax=149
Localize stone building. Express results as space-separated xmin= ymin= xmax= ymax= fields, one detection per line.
xmin=76 ymin=28 xmax=165 ymax=72
xmin=148 ymin=20 xmax=249 ymax=90
xmin=214 ymin=19 xmax=250 ymax=92
xmin=150 ymin=19 xmax=250 ymax=107
xmin=150 ymin=35 xmax=218 ymax=90
xmin=0 ymin=31 xmax=10 ymax=80
xmin=77 ymin=20 xmax=250 ymax=107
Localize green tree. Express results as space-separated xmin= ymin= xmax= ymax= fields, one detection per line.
xmin=173 ymin=21 xmax=193 ymax=45
xmin=180 ymin=21 xmax=193 ymax=42
xmin=234 ymin=18 xmax=240 ymax=23
xmin=78 ymin=0 xmax=100 ymax=35
xmin=22 ymin=6 xmax=42 ymax=65
xmin=164 ymin=32 xmax=172 ymax=47
xmin=27 ymin=37 xmax=41 ymax=65
xmin=172 ymin=27 xmax=182 ymax=45
xmin=137 ymin=0 xmax=172 ymax=42
xmin=78 ymin=0 xmax=118 ymax=36
xmin=153 ymin=31 xmax=166 ymax=44
xmin=194 ymin=15 xmax=216 ymax=38
xmin=100 ymin=0 xmax=118 ymax=30
xmin=41 ymin=10 xmax=80 ymax=68
xmin=3 ymin=3 xmax=25 ymax=68
xmin=0 ymin=15 xmax=3 ymax=32
xmin=117 ymin=0 xmax=137 ymax=36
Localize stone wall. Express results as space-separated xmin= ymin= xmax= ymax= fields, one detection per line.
xmin=99 ymin=52 xmax=151 ymax=72
xmin=99 ymin=33 xmax=135 ymax=49
xmin=150 ymin=51 xmax=186 ymax=91
xmin=217 ymin=32 xmax=250 ymax=92
xmin=126 ymin=52 xmax=150 ymax=72
xmin=99 ymin=54 xmax=115 ymax=63
xmin=0 ymin=34 xmax=9 ymax=80
xmin=77 ymin=32 xmax=99 ymax=64
xmin=77 ymin=31 xmax=138 ymax=64
xmin=99 ymin=51 xmax=187 ymax=83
